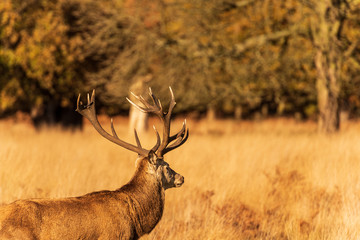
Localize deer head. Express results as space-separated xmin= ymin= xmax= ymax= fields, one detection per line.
xmin=76 ymin=87 xmax=188 ymax=190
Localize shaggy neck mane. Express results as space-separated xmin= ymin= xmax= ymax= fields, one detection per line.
xmin=118 ymin=158 xmax=165 ymax=237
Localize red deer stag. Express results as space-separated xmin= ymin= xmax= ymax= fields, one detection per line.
xmin=0 ymin=87 xmax=188 ymax=240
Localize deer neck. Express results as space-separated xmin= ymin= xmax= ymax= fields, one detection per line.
xmin=120 ymin=158 xmax=165 ymax=236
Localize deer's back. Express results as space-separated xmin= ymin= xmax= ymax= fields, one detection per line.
xmin=0 ymin=191 xmax=137 ymax=240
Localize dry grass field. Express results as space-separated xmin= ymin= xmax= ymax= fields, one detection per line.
xmin=1 ymin=117 xmax=360 ymax=239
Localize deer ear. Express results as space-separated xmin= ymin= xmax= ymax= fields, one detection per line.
xmin=135 ymin=157 xmax=142 ymax=168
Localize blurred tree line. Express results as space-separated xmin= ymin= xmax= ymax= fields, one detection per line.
xmin=0 ymin=0 xmax=359 ymax=131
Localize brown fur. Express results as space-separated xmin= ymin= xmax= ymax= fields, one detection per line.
xmin=0 ymin=157 xmax=172 ymax=240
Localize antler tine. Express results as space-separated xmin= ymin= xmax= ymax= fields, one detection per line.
xmin=76 ymin=93 xmax=81 ymax=110
xmin=76 ymin=90 xmax=149 ymax=157
xmin=150 ymin=126 xmax=161 ymax=153
xmin=133 ymin=126 xmax=161 ymax=157
xmin=169 ymin=128 xmax=189 ymax=148
xmin=165 ymin=120 xmax=188 ymax=151
xmin=163 ymin=87 xmax=176 ymax=127
xmin=156 ymin=87 xmax=177 ymax=157
xmin=90 ymin=89 xmax=95 ymax=102
xmin=134 ymin=129 xmax=142 ymax=148
xmin=169 ymin=119 xmax=187 ymax=142
xmin=162 ymin=128 xmax=189 ymax=155
xmin=111 ymin=118 xmax=119 ymax=139
xmin=126 ymin=97 xmax=148 ymax=113
xmin=148 ymin=87 xmax=163 ymax=111
xmin=130 ymin=92 xmax=152 ymax=109
xmin=134 ymin=126 xmax=161 ymax=153
xmin=126 ymin=91 xmax=162 ymax=115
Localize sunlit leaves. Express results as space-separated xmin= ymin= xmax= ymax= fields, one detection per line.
xmin=0 ymin=0 xmax=359 ymax=120
xmin=0 ymin=0 xmax=83 ymax=114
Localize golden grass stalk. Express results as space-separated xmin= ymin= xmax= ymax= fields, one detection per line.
xmin=1 ymin=118 xmax=360 ymax=239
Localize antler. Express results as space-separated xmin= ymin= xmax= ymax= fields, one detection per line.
xmin=76 ymin=89 xmax=160 ymax=157
xmin=127 ymin=87 xmax=189 ymax=158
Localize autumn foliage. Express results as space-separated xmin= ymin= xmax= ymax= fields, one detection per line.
xmin=1 ymin=0 xmax=360 ymax=124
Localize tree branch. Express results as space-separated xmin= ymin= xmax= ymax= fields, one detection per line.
xmin=344 ymin=39 xmax=359 ymax=58
xmin=222 ymin=0 xmax=256 ymax=10
xmin=234 ymin=0 xmax=256 ymax=8
xmin=233 ymin=25 xmax=300 ymax=55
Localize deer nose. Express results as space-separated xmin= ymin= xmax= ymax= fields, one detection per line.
xmin=175 ymin=174 xmax=184 ymax=187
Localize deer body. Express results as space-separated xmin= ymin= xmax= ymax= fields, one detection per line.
xmin=0 ymin=88 xmax=188 ymax=239
xmin=0 ymin=157 xmax=169 ymax=240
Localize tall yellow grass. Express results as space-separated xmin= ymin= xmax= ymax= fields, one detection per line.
xmin=1 ymin=117 xmax=360 ymax=239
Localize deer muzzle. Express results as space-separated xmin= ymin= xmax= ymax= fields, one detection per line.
xmin=174 ymin=174 xmax=184 ymax=187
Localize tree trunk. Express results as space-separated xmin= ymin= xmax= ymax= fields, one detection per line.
xmin=129 ymin=106 xmax=148 ymax=133
xmin=206 ymin=104 xmax=216 ymax=122
xmin=234 ymin=106 xmax=242 ymax=120
xmin=311 ymin=0 xmax=346 ymax=133
xmin=315 ymin=49 xmax=340 ymax=133
xmin=129 ymin=74 xmax=152 ymax=134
